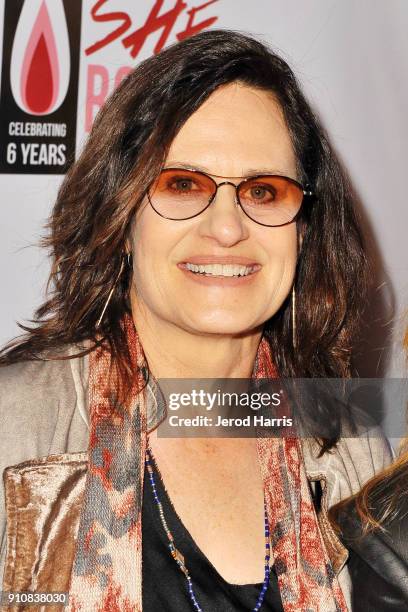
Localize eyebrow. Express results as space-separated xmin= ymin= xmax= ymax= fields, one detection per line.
xmin=163 ymin=161 xmax=295 ymax=179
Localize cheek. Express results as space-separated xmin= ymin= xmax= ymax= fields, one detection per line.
xmin=131 ymin=200 xmax=167 ymax=258
xmin=128 ymin=205 xmax=181 ymax=295
xmin=251 ymin=228 xmax=297 ymax=325
xmin=128 ymin=208 xmax=159 ymax=293
xmin=262 ymin=225 xmax=298 ymax=269
xmin=260 ymin=226 xmax=298 ymax=305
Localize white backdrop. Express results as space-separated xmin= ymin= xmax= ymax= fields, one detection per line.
xmin=0 ymin=0 xmax=407 ymax=378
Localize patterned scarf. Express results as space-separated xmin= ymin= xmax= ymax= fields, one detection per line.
xmin=68 ymin=315 xmax=347 ymax=611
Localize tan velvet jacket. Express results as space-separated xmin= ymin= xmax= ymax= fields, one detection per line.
xmin=0 ymin=354 xmax=392 ymax=611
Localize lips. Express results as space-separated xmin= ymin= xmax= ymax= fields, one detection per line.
xmin=179 ymin=255 xmax=260 ymax=266
xmin=177 ymin=255 xmax=262 ymax=285
xmin=185 ymin=262 xmax=257 ymax=277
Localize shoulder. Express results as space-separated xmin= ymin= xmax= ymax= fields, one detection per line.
xmin=0 ymin=352 xmax=75 ymax=398
xmin=302 ymin=429 xmax=393 ymax=507
xmin=0 ymin=347 xmax=89 ymax=462
xmin=0 ymin=348 xmax=82 ymax=416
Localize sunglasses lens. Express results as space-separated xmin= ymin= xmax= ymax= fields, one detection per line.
xmin=149 ymin=169 xmax=215 ymax=219
xmin=238 ymin=176 xmax=304 ymax=225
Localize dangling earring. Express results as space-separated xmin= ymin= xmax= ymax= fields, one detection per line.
xmin=95 ymin=253 xmax=127 ymax=328
xmin=291 ymin=284 xmax=297 ymax=350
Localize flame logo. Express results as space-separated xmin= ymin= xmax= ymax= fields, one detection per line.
xmin=10 ymin=0 xmax=70 ymax=115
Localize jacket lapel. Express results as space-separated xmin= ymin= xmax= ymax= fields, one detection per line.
xmin=2 ymin=453 xmax=87 ymax=600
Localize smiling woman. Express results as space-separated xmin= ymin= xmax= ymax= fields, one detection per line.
xmin=0 ymin=29 xmax=390 ymax=612
xmin=129 ymin=84 xmax=301 ymax=339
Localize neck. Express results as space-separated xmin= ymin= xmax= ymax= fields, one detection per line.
xmin=130 ymin=301 xmax=263 ymax=380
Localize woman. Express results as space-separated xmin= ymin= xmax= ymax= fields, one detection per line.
xmin=0 ymin=30 xmax=390 ymax=611
xmin=330 ymin=334 xmax=408 ymax=611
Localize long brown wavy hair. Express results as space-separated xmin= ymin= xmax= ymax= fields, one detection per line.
xmin=0 ymin=30 xmax=370 ymax=450
xmin=329 ymin=328 xmax=408 ymax=530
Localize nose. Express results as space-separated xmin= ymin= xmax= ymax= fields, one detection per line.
xmin=197 ymin=182 xmax=250 ymax=246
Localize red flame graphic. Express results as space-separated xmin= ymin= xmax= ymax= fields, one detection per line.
xmin=21 ymin=1 xmax=59 ymax=115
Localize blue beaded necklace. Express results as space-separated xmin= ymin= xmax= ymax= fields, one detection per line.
xmin=145 ymin=447 xmax=272 ymax=612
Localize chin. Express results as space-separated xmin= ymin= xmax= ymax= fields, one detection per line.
xmin=181 ymin=314 xmax=261 ymax=336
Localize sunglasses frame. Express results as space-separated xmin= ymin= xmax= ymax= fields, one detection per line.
xmin=147 ymin=167 xmax=314 ymax=227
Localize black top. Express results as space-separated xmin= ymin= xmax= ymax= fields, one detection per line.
xmin=142 ymin=451 xmax=284 ymax=612
xmin=336 ymin=494 xmax=408 ymax=612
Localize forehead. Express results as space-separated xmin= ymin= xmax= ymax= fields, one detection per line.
xmin=165 ymin=82 xmax=297 ymax=178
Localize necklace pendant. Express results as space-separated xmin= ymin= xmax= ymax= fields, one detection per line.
xmin=172 ymin=547 xmax=186 ymax=566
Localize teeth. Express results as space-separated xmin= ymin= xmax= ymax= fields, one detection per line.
xmin=185 ymin=263 xmax=255 ymax=276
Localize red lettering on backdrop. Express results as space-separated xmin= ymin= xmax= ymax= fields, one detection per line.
xmin=122 ymin=0 xmax=187 ymax=58
xmin=114 ymin=66 xmax=132 ymax=88
xmin=85 ymin=65 xmax=133 ymax=132
xmin=84 ymin=1 xmax=220 ymax=132
xmin=85 ymin=64 xmax=109 ymax=131
xmin=85 ymin=0 xmax=132 ymax=56
xmin=86 ymin=1 xmax=219 ymax=59
xmin=176 ymin=0 xmax=218 ymax=41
